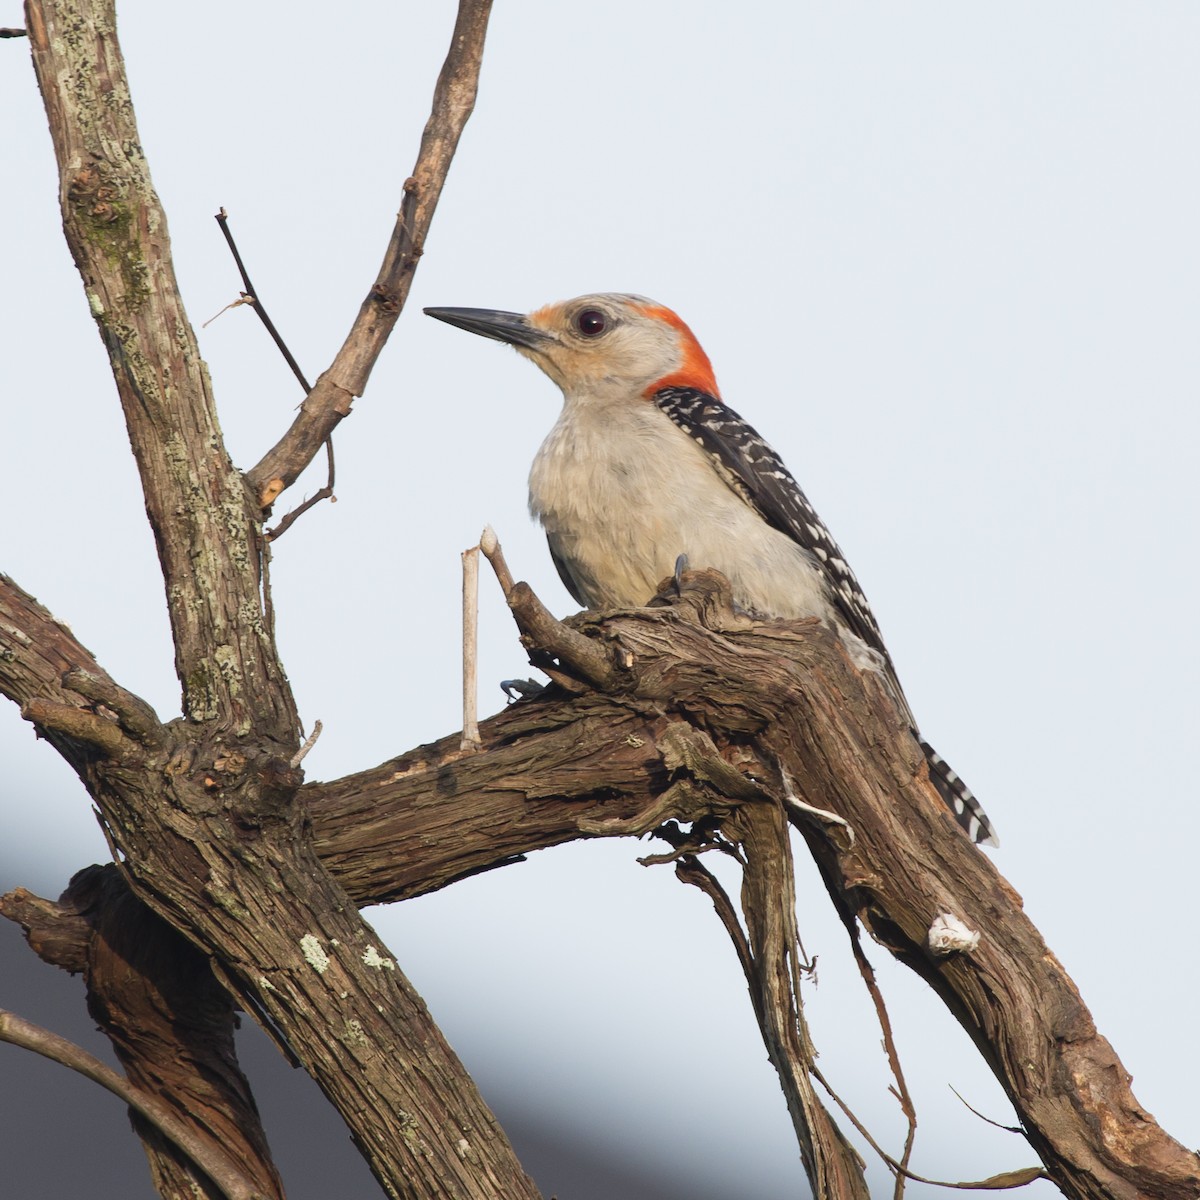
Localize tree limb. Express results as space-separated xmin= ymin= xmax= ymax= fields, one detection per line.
xmin=2 ymin=868 xmax=287 ymax=1200
xmin=0 ymin=1006 xmax=268 ymax=1200
xmin=245 ymin=0 xmax=495 ymax=508
xmin=0 ymin=573 xmax=161 ymax=768
xmin=18 ymin=5 xmax=542 ymax=1197
xmin=24 ymin=0 xmax=296 ymax=737
xmin=307 ymin=570 xmax=1200 ymax=1198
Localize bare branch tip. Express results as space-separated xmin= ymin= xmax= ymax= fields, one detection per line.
xmin=290 ymin=720 xmax=323 ymax=769
xmin=479 ymin=528 xmax=516 ymax=597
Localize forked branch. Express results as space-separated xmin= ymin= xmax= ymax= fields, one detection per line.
xmin=245 ymin=0 xmax=495 ymax=509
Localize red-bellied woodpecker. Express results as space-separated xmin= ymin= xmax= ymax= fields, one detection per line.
xmin=425 ymin=293 xmax=998 ymax=847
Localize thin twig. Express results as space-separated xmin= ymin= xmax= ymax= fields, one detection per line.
xmin=811 ymin=1063 xmax=1047 ymax=1190
xmin=265 ymin=437 xmax=336 ymax=541
xmin=461 ymin=545 xmax=481 ymax=751
xmin=674 ymin=856 xmax=761 ymax=1025
xmin=844 ymin=919 xmax=918 ymax=1198
xmin=202 ymin=294 xmax=255 ymax=328
xmin=212 ymin=208 xmax=337 ymax=539
xmin=0 ymin=1008 xmax=267 ymax=1200
xmin=1 ymin=26 xmax=29 ymax=36
xmin=213 ymin=209 xmax=312 ymax=394
xmin=949 ymin=1086 xmax=1023 ymax=1136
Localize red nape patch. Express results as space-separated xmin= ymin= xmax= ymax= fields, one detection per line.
xmin=633 ymin=303 xmax=721 ymax=399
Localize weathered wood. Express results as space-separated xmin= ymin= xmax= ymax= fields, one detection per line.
xmin=245 ymin=2 xmax=496 ymax=507
xmin=12 ymin=1 xmax=538 ymax=1197
xmin=72 ymin=868 xmax=285 ymax=1200
xmin=6 ymin=0 xmax=1199 ymax=1194
xmin=3 ymin=872 xmax=279 ymax=1200
xmin=307 ymin=571 xmax=1200 ymax=1198
xmin=24 ymin=0 xmax=295 ymax=738
xmin=733 ymin=801 xmax=870 ymax=1196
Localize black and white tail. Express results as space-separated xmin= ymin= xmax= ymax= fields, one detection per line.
xmin=921 ymin=740 xmax=999 ymax=847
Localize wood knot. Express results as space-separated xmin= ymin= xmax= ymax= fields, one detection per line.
xmin=68 ymin=165 xmax=103 ymax=200
xmin=370 ymin=282 xmax=400 ymax=313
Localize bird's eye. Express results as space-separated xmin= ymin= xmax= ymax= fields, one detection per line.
xmin=575 ymin=309 xmax=607 ymax=337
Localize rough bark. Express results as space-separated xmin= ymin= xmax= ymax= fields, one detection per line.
xmin=306 ymin=572 xmax=1200 ymax=1198
xmin=11 ymin=548 xmax=1199 ymax=1196
xmin=24 ymin=0 xmax=294 ymax=736
xmin=3 ymin=868 xmax=285 ymax=1200
xmin=9 ymin=2 xmax=540 ymax=1198
xmin=4 ymin=0 xmax=1199 ymax=1197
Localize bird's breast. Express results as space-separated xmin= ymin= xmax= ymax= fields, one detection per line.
xmin=528 ymin=402 xmax=835 ymax=621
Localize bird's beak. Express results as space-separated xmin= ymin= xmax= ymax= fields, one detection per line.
xmin=423 ymin=306 xmax=555 ymax=352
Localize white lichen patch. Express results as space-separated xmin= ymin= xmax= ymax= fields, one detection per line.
xmin=259 ymin=976 xmax=276 ymax=991
xmin=300 ymin=933 xmax=330 ymax=974
xmin=927 ymin=912 xmax=980 ymax=957
xmin=343 ymin=1019 xmax=368 ymax=1048
xmin=362 ymin=945 xmax=396 ymax=971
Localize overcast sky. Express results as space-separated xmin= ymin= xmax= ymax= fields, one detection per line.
xmin=2 ymin=3 xmax=1198 ymax=1197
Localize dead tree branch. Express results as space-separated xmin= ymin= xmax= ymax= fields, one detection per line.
xmin=24 ymin=0 xmax=296 ymax=736
xmin=16 ymin=2 xmax=538 ymax=1197
xmin=729 ymin=799 xmax=870 ymax=1195
xmin=2 ymin=867 xmax=286 ymax=1200
xmin=245 ymin=0 xmax=495 ymax=509
xmin=306 ymin=569 xmax=1200 ymax=1198
xmin=0 ymin=1006 xmax=266 ymax=1200
xmin=9 ymin=0 xmax=1198 ymax=1194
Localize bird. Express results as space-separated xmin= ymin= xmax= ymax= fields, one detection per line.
xmin=424 ymin=293 xmax=998 ymax=847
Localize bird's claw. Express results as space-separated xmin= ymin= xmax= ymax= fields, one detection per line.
xmin=673 ymin=553 xmax=690 ymax=594
xmin=501 ymin=678 xmax=544 ymax=703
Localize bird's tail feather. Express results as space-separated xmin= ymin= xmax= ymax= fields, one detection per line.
xmin=920 ymin=740 xmax=999 ymax=847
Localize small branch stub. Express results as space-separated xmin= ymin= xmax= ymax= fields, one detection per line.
xmin=290 ymin=720 xmax=323 ymax=768
xmin=21 ymin=698 xmax=135 ymax=759
xmin=461 ymin=545 xmax=481 ymax=752
xmin=479 ymin=526 xmax=617 ymax=690
xmin=478 ymin=525 xmax=513 ymax=595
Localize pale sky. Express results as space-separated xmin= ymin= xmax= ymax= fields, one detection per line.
xmin=2 ymin=3 xmax=1198 ymax=1197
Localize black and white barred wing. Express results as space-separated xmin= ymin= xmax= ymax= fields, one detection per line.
xmin=652 ymin=386 xmax=887 ymax=658
xmin=652 ymin=385 xmax=999 ymax=848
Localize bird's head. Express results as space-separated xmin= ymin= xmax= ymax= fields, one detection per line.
xmin=424 ymin=293 xmax=720 ymax=400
